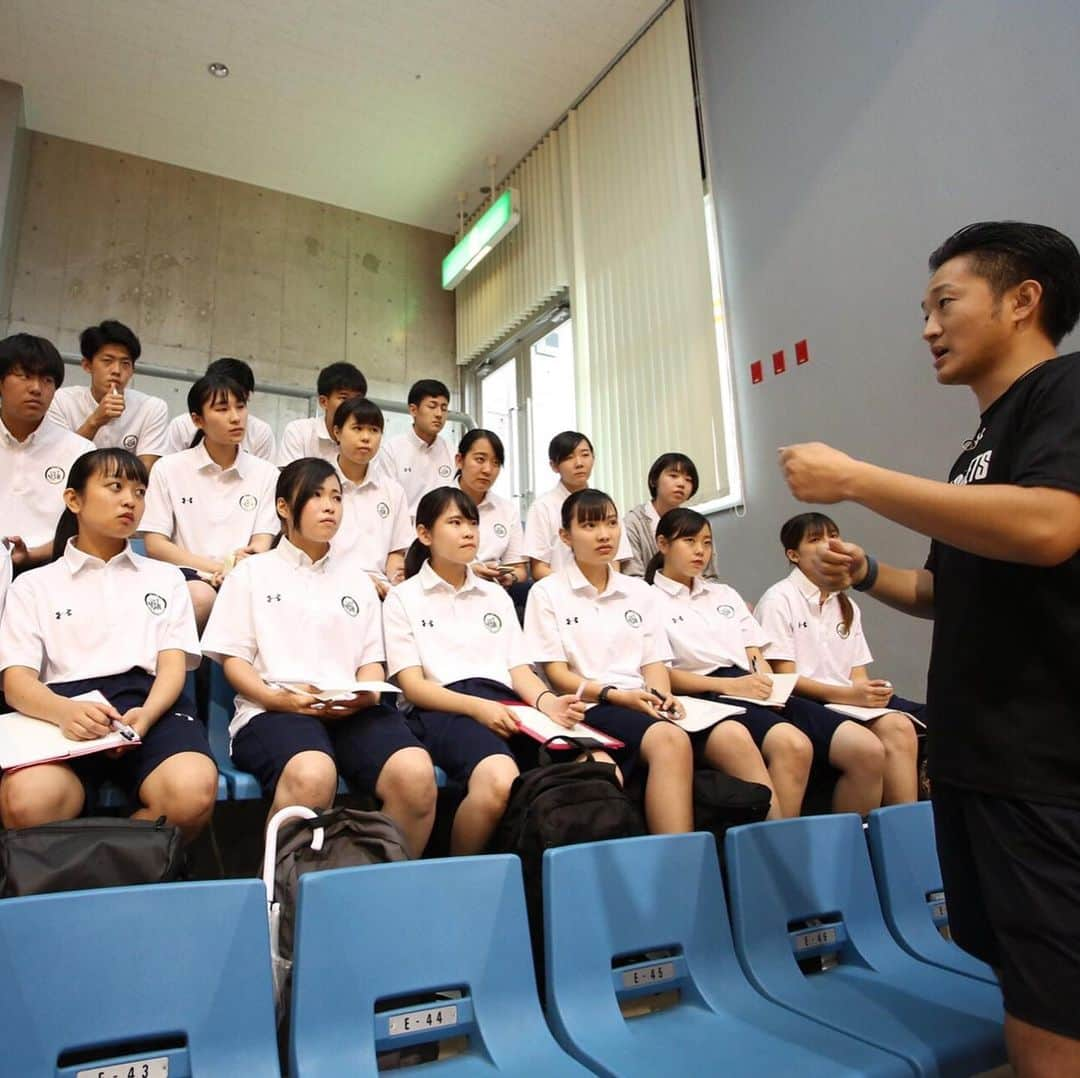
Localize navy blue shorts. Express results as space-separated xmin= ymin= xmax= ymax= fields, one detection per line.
xmin=232 ymin=704 xmax=426 ymax=800
xmin=886 ymin=694 xmax=927 ymax=729
xmin=779 ymin=695 xmax=851 ymax=766
xmin=50 ymin=668 xmax=213 ymax=805
xmin=701 ymin=665 xmax=799 ymax=749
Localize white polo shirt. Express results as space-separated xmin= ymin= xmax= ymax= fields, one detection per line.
xmin=523 ymin=481 xmax=633 ymax=570
xmin=331 ymin=461 xmax=412 ymax=579
xmin=277 ymin=415 xmax=338 ymax=466
xmin=650 ymin=571 xmax=769 ymax=675
xmin=755 ymin=568 xmax=873 ymax=686
xmin=202 ymin=540 xmax=384 ymax=738
xmin=524 ymin=562 xmax=672 ymax=690
xmin=383 ymin=429 xmax=456 ymax=517
xmin=163 ymin=412 xmax=276 ymax=461
xmin=0 ymin=417 xmax=94 ymax=547
xmin=140 ymin=444 xmax=279 ymax=560
xmin=463 ymin=483 xmax=525 ymax=565
xmin=0 ymin=539 xmax=200 ymax=683
xmin=0 ymin=544 xmax=12 ymax=623
xmin=382 ymin=561 xmax=529 ymax=687
xmin=47 ymin=385 xmax=169 ymax=458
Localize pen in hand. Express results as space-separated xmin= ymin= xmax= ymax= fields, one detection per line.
xmin=110 ymin=718 xmax=138 ymax=742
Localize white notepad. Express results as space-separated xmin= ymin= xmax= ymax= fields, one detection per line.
xmin=715 ymin=672 xmax=798 ymax=708
xmin=826 ymin=703 xmax=926 ymax=729
xmin=671 ymin=696 xmax=746 ymax=733
xmin=502 ymin=703 xmax=624 ymax=749
xmin=0 ymin=691 xmax=140 ymax=772
xmin=272 ymin=680 xmax=401 ymax=702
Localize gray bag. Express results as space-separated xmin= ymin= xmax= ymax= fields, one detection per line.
xmin=262 ymin=805 xmax=410 ymax=1023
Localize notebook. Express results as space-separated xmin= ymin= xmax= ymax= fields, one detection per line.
xmin=671 ymin=696 xmax=746 ymax=733
xmin=715 ymin=672 xmax=798 ymax=708
xmin=272 ymin=680 xmax=401 ymax=702
xmin=826 ymin=703 xmax=926 ymax=729
xmin=0 ymin=691 xmax=140 ymax=772
xmin=500 ymin=703 xmax=624 ymax=749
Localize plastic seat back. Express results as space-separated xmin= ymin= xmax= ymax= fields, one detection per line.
xmin=0 ymin=878 xmax=279 ymax=1077
xmin=289 ymin=855 xmax=589 ymax=1076
xmin=868 ymin=804 xmax=995 ymax=983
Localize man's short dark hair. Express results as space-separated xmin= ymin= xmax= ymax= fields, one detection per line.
xmin=207 ymin=357 xmax=256 ymax=394
xmin=929 ymin=221 xmax=1080 ymax=345
xmin=317 ymin=362 xmax=367 ymax=398
xmin=79 ymin=320 xmax=141 ymax=363
xmin=408 ymin=378 xmax=450 ymax=407
xmin=0 ymin=333 xmax=65 ymax=385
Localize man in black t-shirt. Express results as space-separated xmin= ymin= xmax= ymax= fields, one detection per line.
xmin=779 ymin=221 xmax=1080 ymax=1076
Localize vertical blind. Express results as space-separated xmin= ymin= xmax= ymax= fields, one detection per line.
xmin=456 ymin=1 xmax=733 ymax=512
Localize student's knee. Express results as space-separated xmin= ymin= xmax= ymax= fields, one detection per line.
xmin=831 ymin=724 xmax=885 ymax=777
xmin=467 ymin=754 xmax=518 ymax=816
xmin=875 ymin=713 xmax=919 ymax=757
xmin=277 ymin=751 xmax=338 ymax=810
xmin=188 ymin=581 xmax=216 ymax=631
xmin=641 ymin=720 xmax=693 ymax=764
xmin=143 ymin=754 xmax=218 ymax=825
xmin=764 ymin=724 xmax=813 ymax=772
xmin=0 ymin=772 xmax=83 ymax=829
xmin=378 ymin=748 xmax=437 ymax=816
xmin=710 ymin=720 xmax=757 ymax=756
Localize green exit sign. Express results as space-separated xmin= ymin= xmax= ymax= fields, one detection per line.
xmin=442 ymin=188 xmax=521 ymax=290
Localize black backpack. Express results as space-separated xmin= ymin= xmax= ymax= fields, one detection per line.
xmin=492 ymin=738 xmax=645 ymax=991
xmin=693 ymin=769 xmax=771 ymax=852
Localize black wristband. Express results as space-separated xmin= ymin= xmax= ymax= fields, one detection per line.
xmin=598 ymin=685 xmax=616 ymax=705
xmin=534 ymin=689 xmax=555 ymax=712
xmin=852 ymin=554 xmax=879 ymax=592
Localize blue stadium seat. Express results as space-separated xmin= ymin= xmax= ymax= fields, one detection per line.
xmin=289 ymin=855 xmax=588 ymax=1076
xmin=726 ymin=815 xmax=1006 ymax=1077
xmin=867 ymin=803 xmax=995 ymax=984
xmin=543 ymin=833 xmax=909 ymax=1077
xmin=129 ymin=535 xmax=147 ymax=557
xmin=0 ymin=878 xmax=280 ymax=1076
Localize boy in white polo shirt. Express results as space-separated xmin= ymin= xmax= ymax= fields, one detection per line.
xmin=0 ymin=333 xmax=94 ymax=569
xmin=163 ymin=357 xmax=276 ymax=460
xmin=277 ymin=362 xmax=368 ymax=467
xmin=330 ymin=396 xmax=411 ymax=598
xmin=47 ymin=320 xmax=168 ymax=469
xmin=382 ymin=378 xmax=455 ymax=519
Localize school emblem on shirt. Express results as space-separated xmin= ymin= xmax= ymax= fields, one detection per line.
xmin=341 ymin=595 xmax=360 ymax=617
xmin=493 ymin=522 xmax=508 ymax=538
xmin=717 ymin=604 xmax=735 ymax=619
xmin=376 ymin=501 xmax=390 ymax=519
xmin=44 ymin=465 xmax=65 ymax=485
xmin=624 ymin=609 xmax=643 ymax=628
xmin=144 ymin=592 xmax=167 ymax=615
xmin=122 ymin=434 xmax=139 ymax=450
xmin=438 ymin=464 xmax=452 ymax=478
xmin=836 ymin=623 xmax=850 ymax=639
xmin=239 ymin=493 xmax=258 ymax=512
xmin=483 ymin=612 xmax=502 ymax=633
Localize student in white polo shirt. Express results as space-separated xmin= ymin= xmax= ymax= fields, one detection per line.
xmin=454 ymin=428 xmax=526 ymax=588
xmin=47 ymin=320 xmax=168 ymax=469
xmin=141 ymin=371 xmax=279 ymax=630
xmin=756 ymin=512 xmax=925 ymax=807
xmin=524 ymin=431 xmax=632 ymax=580
xmin=0 ymin=333 xmax=95 ymax=570
xmin=0 ymin=542 xmax=10 ymax=622
xmin=0 ymin=447 xmax=216 ymax=841
xmin=383 ymin=486 xmax=589 ymax=855
xmin=624 ymin=453 xmax=720 ymax=580
xmin=277 ymin=362 xmax=368 ymax=467
xmin=163 ymin=358 xmax=276 ymax=461
xmin=202 ymin=458 xmax=435 ymax=855
xmin=330 ymin=396 xmax=411 ymax=598
xmin=382 ymin=379 xmax=455 ymax=519
xmin=524 ymin=488 xmax=698 ymax=834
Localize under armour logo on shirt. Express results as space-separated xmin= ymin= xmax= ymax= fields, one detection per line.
xmin=54 ymin=609 xmax=72 ymax=619
xmin=266 ymin=594 xmax=282 ymax=603
xmin=421 ymin=618 xmax=436 ymax=628
xmin=796 ymin=620 xmax=808 ymax=630
xmin=565 ymin=616 xmax=580 ymax=625
xmin=181 ymin=496 xmax=194 ymax=504
xmin=671 ymin=615 xmax=685 ymax=624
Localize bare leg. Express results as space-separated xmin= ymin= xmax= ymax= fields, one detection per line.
xmin=269 ymin=750 xmax=338 ymax=817
xmin=639 ymin=721 xmax=694 ymax=834
xmin=451 ymin=754 xmax=518 ymax=855
xmin=828 ymin=721 xmax=884 ymax=815
xmin=1005 ymin=1011 xmax=1080 ymax=1078
xmin=374 ymin=747 xmax=438 ymax=857
xmin=187 ymin=580 xmax=217 ymax=633
xmin=135 ymin=751 xmax=218 ymax=843
xmin=703 ymin=721 xmax=779 ymax=819
xmin=0 ymin=763 xmax=85 ymax=828
xmin=760 ymin=723 xmax=813 ymax=818
xmin=867 ymin=712 xmax=919 ymax=805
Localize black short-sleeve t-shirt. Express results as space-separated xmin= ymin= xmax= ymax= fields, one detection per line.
xmin=925 ymin=352 xmax=1080 ymax=806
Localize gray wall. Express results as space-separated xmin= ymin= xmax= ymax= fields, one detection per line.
xmin=0 ymin=80 xmax=28 ymax=324
xmin=6 ymin=133 xmax=456 ymax=403
xmin=693 ymin=0 xmax=1080 ymax=694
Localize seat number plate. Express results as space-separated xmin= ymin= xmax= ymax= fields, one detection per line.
xmin=621 ymin=961 xmax=675 ymax=988
xmin=388 ymin=1004 xmax=458 ymax=1036
xmin=77 ymin=1059 xmax=168 ymax=1078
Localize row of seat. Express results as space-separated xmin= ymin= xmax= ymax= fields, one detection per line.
xmin=0 ymin=804 xmax=1005 ymax=1076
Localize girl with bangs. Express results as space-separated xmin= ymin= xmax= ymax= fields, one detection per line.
xmin=755 ymin=513 xmax=925 ymax=807
xmin=383 ymin=486 xmax=590 ymax=855
xmin=141 ymin=372 xmax=280 ymax=629
xmin=202 ymin=458 xmax=435 ymax=855
xmin=0 ymin=448 xmax=216 ymax=841
xmin=524 ymin=488 xmax=700 ymax=834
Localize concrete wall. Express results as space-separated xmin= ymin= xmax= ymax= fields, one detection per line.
xmin=6 ymin=132 xmax=456 ymax=402
xmin=693 ymin=0 xmax=1080 ymax=695
xmin=0 ymin=81 xmax=28 ymax=323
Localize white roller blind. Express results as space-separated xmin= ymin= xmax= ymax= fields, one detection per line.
xmin=455 ymin=129 xmax=569 ymax=365
xmin=568 ymin=1 xmax=728 ymax=511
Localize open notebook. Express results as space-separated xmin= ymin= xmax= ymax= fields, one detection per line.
xmin=826 ymin=703 xmax=926 ymax=728
xmin=0 ymin=691 xmax=140 ymax=772
xmin=500 ymin=703 xmax=624 ymax=750
xmin=714 ymin=672 xmax=798 ymax=709
xmin=271 ymin=680 xmax=401 ymax=702
xmin=672 ymin=696 xmax=746 ymax=733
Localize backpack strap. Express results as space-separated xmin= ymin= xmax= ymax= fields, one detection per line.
xmin=538 ymin=734 xmax=604 ymax=767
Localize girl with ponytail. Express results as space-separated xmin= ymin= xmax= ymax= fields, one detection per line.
xmin=755 ymin=513 xmax=925 ymax=806
xmin=384 ymin=486 xmax=590 ymax=855
xmin=0 ymin=448 xmax=217 ymax=842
